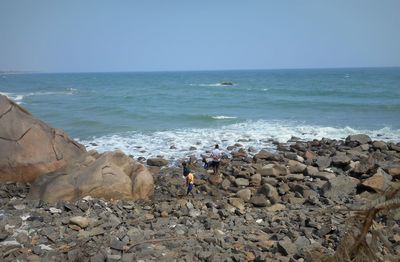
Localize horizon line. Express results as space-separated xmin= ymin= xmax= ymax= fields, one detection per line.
xmin=1 ymin=65 xmax=400 ymax=75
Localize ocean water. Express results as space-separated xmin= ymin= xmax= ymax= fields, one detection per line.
xmin=1 ymin=68 xmax=400 ymax=161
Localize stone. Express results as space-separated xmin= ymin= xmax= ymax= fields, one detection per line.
xmin=254 ymin=150 xmax=281 ymax=161
xmin=0 ymin=95 xmax=86 ymax=182
xmin=258 ymin=184 xmax=279 ymax=204
xmin=311 ymin=172 xmax=336 ymax=181
xmin=236 ymin=188 xmax=252 ymax=202
xmin=372 ymin=141 xmax=388 ymax=151
xmin=69 ymin=216 xmax=90 ymax=228
xmin=345 ymin=134 xmax=371 ymax=146
xmin=322 ymin=175 xmax=359 ymax=201
xmin=110 ymin=238 xmax=125 ymax=251
xmin=29 ymin=150 xmax=154 ymax=202
xmin=250 ymin=173 xmax=262 ymax=186
xmin=146 ymin=158 xmax=168 ymax=167
xmin=277 ymin=238 xmax=297 ymax=256
xmin=229 ymin=198 xmax=245 ymax=211
xmin=209 ymin=174 xmax=223 ymax=185
xmin=235 ymin=178 xmax=250 ymax=187
xmin=315 ymin=156 xmax=332 ymax=170
xmin=387 ymin=166 xmax=400 ymax=178
xmin=221 ymin=179 xmax=231 ymax=190
xmin=331 ymin=154 xmax=351 ymax=167
xmin=305 ymin=166 xmax=319 ymax=176
xmin=287 ymin=160 xmax=307 ymax=174
xmin=250 ymin=195 xmax=270 ymax=207
xmin=284 ymin=152 xmax=298 ymax=160
xmin=362 ymin=168 xmax=393 ymax=193
xmin=259 ymin=164 xmax=288 ymax=177
xmin=285 ymin=173 xmax=304 ymax=181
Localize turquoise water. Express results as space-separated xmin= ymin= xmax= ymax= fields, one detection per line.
xmin=1 ymin=68 xmax=400 ymax=160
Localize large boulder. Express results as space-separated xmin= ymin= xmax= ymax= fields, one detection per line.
xmin=0 ymin=95 xmax=86 ymax=182
xmin=29 ymin=150 xmax=154 ymax=202
xmin=345 ymin=134 xmax=371 ymax=146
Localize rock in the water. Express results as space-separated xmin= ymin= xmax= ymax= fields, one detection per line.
xmin=30 ymin=150 xmax=154 ymax=202
xmin=0 ymin=95 xmax=85 ymax=182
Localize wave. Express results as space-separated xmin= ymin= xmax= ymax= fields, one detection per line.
xmin=0 ymin=88 xmax=77 ymax=104
xmin=211 ymin=115 xmax=238 ymax=120
xmin=79 ymin=120 xmax=400 ymax=162
xmin=189 ymin=83 xmax=236 ymax=87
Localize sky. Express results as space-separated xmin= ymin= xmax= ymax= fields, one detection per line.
xmin=0 ymin=0 xmax=400 ymax=72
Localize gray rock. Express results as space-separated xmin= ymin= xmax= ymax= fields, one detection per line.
xmin=221 ymin=179 xmax=231 ymax=190
xmin=315 ymin=156 xmax=332 ymax=170
xmin=259 ymin=164 xmax=288 ymax=177
xmin=312 ymin=172 xmax=336 ymax=181
xmin=372 ymin=141 xmax=388 ymax=151
xmin=235 ymin=178 xmax=250 ymax=187
xmin=258 ymin=184 xmax=279 ymax=204
xmin=331 ymin=154 xmax=351 ymax=167
xmin=277 ymin=237 xmax=297 ymax=256
xmin=345 ymin=134 xmax=371 ymax=146
xmin=250 ymin=173 xmax=262 ymax=186
xmin=236 ymin=189 xmax=252 ymax=202
xmin=146 ymin=158 xmax=168 ymax=167
xmin=305 ymin=166 xmax=319 ymax=176
xmin=322 ymin=175 xmax=359 ymax=201
xmin=250 ymin=195 xmax=270 ymax=207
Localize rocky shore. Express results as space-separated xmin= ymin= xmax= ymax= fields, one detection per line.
xmin=1 ymin=134 xmax=400 ymax=261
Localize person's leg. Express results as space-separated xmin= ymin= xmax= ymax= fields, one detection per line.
xmin=187 ymin=183 xmax=193 ymax=195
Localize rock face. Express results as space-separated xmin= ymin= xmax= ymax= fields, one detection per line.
xmin=0 ymin=95 xmax=86 ymax=182
xmin=30 ymin=150 xmax=154 ymax=202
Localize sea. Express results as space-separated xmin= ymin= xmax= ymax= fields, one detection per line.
xmin=1 ymin=68 xmax=400 ymax=162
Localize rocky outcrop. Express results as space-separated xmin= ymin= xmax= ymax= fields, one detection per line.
xmin=29 ymin=150 xmax=154 ymax=202
xmin=0 ymin=95 xmax=86 ymax=182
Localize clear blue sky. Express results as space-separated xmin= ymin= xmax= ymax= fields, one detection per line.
xmin=1 ymin=0 xmax=399 ymax=72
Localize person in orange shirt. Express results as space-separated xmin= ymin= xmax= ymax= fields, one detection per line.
xmin=182 ymin=162 xmax=194 ymax=196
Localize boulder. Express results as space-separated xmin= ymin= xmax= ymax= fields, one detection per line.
xmin=287 ymin=160 xmax=307 ymax=174
xmin=331 ymin=154 xmax=351 ymax=167
xmin=29 ymin=150 xmax=154 ymax=202
xmin=258 ymin=184 xmax=279 ymax=204
xmin=259 ymin=164 xmax=288 ymax=177
xmin=250 ymin=173 xmax=262 ymax=186
xmin=236 ymin=189 xmax=252 ymax=202
xmin=0 ymin=95 xmax=86 ymax=182
xmin=254 ymin=150 xmax=282 ymax=161
xmin=315 ymin=156 xmax=332 ymax=170
xmin=322 ymin=175 xmax=359 ymax=201
xmin=311 ymin=172 xmax=336 ymax=181
xmin=345 ymin=134 xmax=371 ymax=146
xmin=372 ymin=141 xmax=388 ymax=151
xmin=235 ymin=178 xmax=250 ymax=187
xmin=146 ymin=158 xmax=168 ymax=167
xmin=361 ymin=168 xmax=393 ymax=193
xmin=250 ymin=195 xmax=270 ymax=207
xmin=305 ymin=166 xmax=319 ymax=177
xmin=209 ymin=175 xmax=223 ymax=185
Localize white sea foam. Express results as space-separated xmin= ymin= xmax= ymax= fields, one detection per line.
xmin=0 ymin=88 xmax=76 ymax=104
xmin=211 ymin=115 xmax=237 ymax=120
xmin=80 ymin=120 xmax=400 ymax=163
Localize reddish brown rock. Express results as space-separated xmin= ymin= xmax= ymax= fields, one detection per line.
xmin=29 ymin=150 xmax=154 ymax=202
xmin=0 ymin=95 xmax=85 ymax=182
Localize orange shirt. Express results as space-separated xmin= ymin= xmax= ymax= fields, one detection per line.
xmin=186 ymin=173 xmax=194 ymax=184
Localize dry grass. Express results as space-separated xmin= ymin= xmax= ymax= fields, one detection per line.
xmin=322 ymin=183 xmax=400 ymax=262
